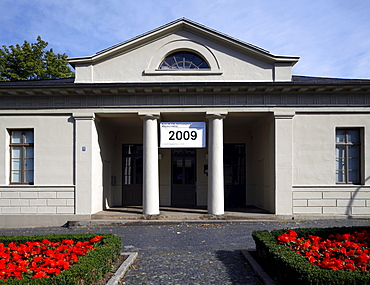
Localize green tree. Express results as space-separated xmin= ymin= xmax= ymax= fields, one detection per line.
xmin=0 ymin=36 xmax=74 ymax=81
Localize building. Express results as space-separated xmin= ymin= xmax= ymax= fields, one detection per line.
xmin=1 ymin=18 xmax=370 ymax=227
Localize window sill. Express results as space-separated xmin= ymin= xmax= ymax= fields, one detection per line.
xmin=143 ymin=69 xmax=223 ymax=75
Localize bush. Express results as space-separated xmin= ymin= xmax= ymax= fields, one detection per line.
xmin=0 ymin=233 xmax=122 ymax=284
xmin=252 ymin=226 xmax=370 ymax=285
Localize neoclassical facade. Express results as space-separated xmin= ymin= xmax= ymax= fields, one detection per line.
xmin=1 ymin=19 xmax=370 ymax=227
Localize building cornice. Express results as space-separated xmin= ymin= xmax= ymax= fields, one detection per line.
xmin=1 ymin=81 xmax=370 ymax=97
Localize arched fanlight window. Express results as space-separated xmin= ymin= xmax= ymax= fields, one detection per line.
xmin=159 ymin=51 xmax=209 ymax=70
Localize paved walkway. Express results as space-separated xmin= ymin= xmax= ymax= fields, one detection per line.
xmin=1 ymin=219 xmax=369 ymax=284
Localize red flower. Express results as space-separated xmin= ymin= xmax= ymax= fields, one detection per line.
xmin=90 ymin=235 xmax=102 ymax=243
xmin=277 ymin=230 xmax=370 ymax=272
xmin=0 ymin=235 xmax=102 ymax=281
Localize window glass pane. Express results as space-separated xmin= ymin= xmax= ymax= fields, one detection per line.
xmin=174 ymin=53 xmax=183 ymax=64
xmin=336 ymin=158 xmax=345 ymax=171
xmin=336 ymin=128 xmax=361 ymax=184
xmin=123 ymin=145 xmax=132 ymax=155
xmin=135 ymin=157 xmax=143 ymax=184
xmin=336 ymin=170 xmax=345 ymax=183
xmin=135 ymin=145 xmax=143 ymax=154
xmin=172 ymin=160 xmax=183 ymax=184
xmin=12 ymin=147 xmax=22 ymax=159
xmin=165 ymin=56 xmax=175 ymax=66
xmin=336 ymin=146 xmax=345 ymax=172
xmin=198 ymin=62 xmax=208 ymax=68
xmin=348 ymin=146 xmax=359 ymax=159
xmin=192 ymin=56 xmax=203 ymax=66
xmin=12 ymin=159 xmax=22 ymax=171
xmin=348 ymin=171 xmax=360 ymax=183
xmin=159 ymin=63 xmax=170 ymax=69
xmin=25 ymin=158 xmax=34 ymax=171
xmin=10 ymin=130 xmax=34 ymax=184
xmin=348 ymin=158 xmax=359 ymax=171
xmin=11 ymin=131 xmax=22 ymax=143
xmin=336 ymin=130 xmax=346 ymax=142
xmin=25 ymin=147 xmax=34 ymax=158
xmin=123 ymin=145 xmax=143 ymax=185
xmin=25 ymin=131 xmax=34 ymax=143
xmin=335 ymin=146 xmax=345 ymax=159
xmin=159 ymin=51 xmax=209 ymax=69
xmin=11 ymin=171 xmax=21 ymax=183
xmin=347 ymin=130 xmax=359 ymax=143
xmin=184 ymin=53 xmax=194 ymax=62
xmin=183 ymin=158 xmax=195 ymax=184
xmin=25 ymin=171 xmax=34 ymax=183
xmin=124 ymin=157 xmax=132 ymax=185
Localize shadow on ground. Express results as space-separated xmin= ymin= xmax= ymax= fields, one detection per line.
xmin=216 ymin=250 xmax=263 ymax=285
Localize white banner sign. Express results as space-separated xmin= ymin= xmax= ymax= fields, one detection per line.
xmin=160 ymin=122 xmax=206 ymax=148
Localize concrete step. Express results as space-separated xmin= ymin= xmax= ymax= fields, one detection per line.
xmin=66 ymin=215 xmax=277 ymax=228
xmin=65 ymin=206 xmax=278 ymax=228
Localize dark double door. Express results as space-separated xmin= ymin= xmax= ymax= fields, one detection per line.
xmin=122 ymin=145 xmax=143 ymax=206
xmin=170 ymin=145 xmax=246 ymax=208
xmin=171 ymin=149 xmax=197 ymax=207
xmin=121 ymin=146 xmax=197 ymax=207
xmin=122 ymin=144 xmax=245 ymax=208
xmin=224 ymin=144 xmax=246 ymax=208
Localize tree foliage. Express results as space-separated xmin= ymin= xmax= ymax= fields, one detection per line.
xmin=0 ymin=36 xmax=74 ymax=81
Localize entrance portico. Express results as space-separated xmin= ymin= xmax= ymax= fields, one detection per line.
xmin=98 ymin=111 xmax=276 ymax=216
xmin=138 ymin=112 xmax=227 ymax=215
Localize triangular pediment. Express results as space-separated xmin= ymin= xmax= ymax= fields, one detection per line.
xmin=69 ymin=18 xmax=299 ymax=83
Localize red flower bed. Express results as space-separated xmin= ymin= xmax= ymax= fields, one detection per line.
xmin=277 ymin=229 xmax=370 ymax=271
xmin=0 ymin=235 xmax=102 ymax=281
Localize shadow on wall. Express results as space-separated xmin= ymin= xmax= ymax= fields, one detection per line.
xmin=346 ymin=176 xmax=370 ymax=218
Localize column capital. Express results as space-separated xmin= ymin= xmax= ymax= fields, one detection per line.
xmin=273 ymin=110 xmax=295 ymax=119
xmin=73 ymin=113 xmax=95 ymax=120
xmin=139 ymin=113 xmax=160 ymax=120
xmin=206 ymin=112 xmax=227 ymax=120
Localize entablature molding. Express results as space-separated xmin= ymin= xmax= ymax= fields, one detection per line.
xmin=1 ymin=83 xmax=370 ymax=97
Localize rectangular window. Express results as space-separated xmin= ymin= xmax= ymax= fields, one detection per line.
xmin=10 ymin=130 xmax=34 ymax=184
xmin=336 ymin=129 xmax=361 ymax=184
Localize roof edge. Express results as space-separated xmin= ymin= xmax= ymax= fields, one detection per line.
xmin=1 ymin=75 xmax=370 ymax=88
xmin=68 ymin=18 xmax=299 ymax=66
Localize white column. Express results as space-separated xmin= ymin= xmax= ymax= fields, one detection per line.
xmin=73 ymin=113 xmax=102 ymax=215
xmin=207 ymin=112 xmax=227 ymax=215
xmin=274 ymin=110 xmax=295 ymax=216
xmin=140 ymin=113 xmax=160 ymax=215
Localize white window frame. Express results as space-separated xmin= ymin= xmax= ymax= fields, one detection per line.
xmin=9 ymin=129 xmax=34 ymax=185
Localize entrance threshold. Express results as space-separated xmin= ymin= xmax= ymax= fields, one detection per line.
xmin=90 ymin=205 xmax=274 ymax=221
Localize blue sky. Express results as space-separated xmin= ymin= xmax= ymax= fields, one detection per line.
xmin=1 ymin=0 xmax=369 ymax=79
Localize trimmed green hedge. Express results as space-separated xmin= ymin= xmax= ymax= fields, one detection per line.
xmin=252 ymin=226 xmax=370 ymax=285
xmin=0 ymin=233 xmax=122 ymax=284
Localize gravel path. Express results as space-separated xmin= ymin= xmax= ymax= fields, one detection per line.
xmin=1 ymin=219 xmax=369 ymax=284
